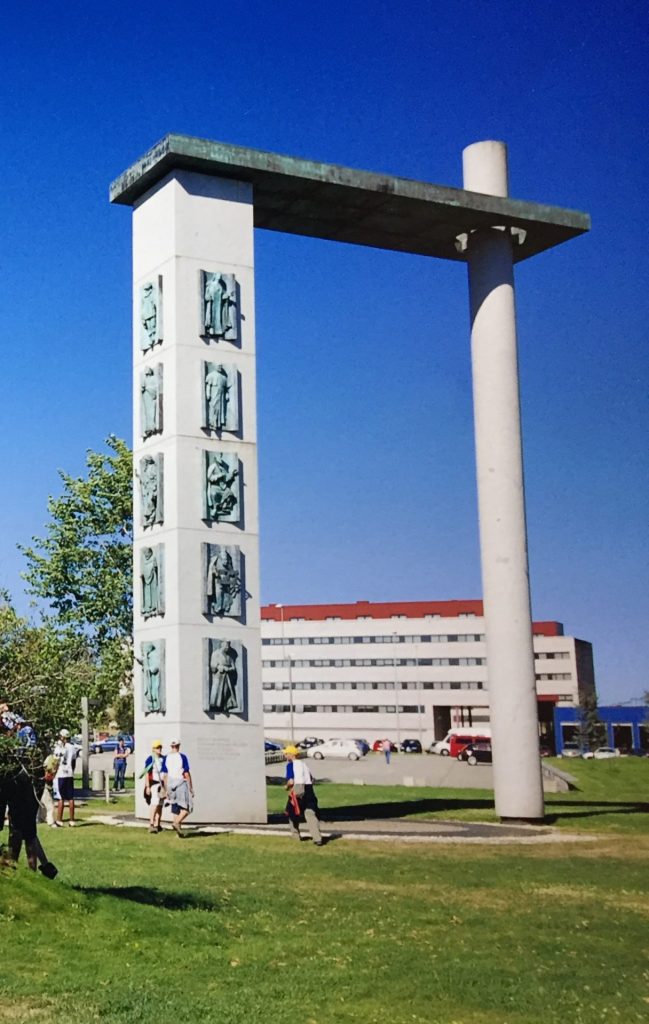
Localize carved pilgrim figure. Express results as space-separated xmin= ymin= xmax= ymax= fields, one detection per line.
xmin=205 ymin=363 xmax=230 ymax=431
xmin=205 ymin=453 xmax=239 ymax=522
xmin=203 ymin=272 xmax=237 ymax=339
xmin=208 ymin=639 xmax=239 ymax=716
xmin=142 ymin=642 xmax=162 ymax=713
xmin=140 ymin=365 xmax=162 ymax=437
xmin=140 ymin=282 xmax=158 ymax=348
xmin=140 ymin=547 xmax=161 ymax=618
xmin=206 ymin=546 xmax=241 ymax=616
xmin=140 ymin=455 xmax=162 ymax=527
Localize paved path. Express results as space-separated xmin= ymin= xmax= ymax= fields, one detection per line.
xmin=88 ymin=807 xmax=594 ymax=846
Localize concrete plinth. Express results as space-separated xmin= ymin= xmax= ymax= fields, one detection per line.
xmin=132 ymin=170 xmax=266 ymax=823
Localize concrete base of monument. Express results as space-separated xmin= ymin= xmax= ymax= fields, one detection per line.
xmin=498 ymin=816 xmax=547 ymax=827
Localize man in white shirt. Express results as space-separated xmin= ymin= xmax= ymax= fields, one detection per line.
xmin=161 ymin=740 xmax=194 ymax=838
xmin=53 ymin=729 xmax=77 ymax=827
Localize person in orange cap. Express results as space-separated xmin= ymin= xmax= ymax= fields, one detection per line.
xmin=284 ymin=745 xmax=324 ymax=846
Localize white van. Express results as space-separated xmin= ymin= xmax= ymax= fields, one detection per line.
xmin=428 ymin=727 xmax=491 ymax=757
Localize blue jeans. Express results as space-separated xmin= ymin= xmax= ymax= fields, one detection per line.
xmin=113 ymin=760 xmax=126 ymax=790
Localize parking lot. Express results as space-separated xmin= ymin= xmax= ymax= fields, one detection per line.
xmin=266 ymin=751 xmax=493 ymax=788
xmin=86 ymin=749 xmax=492 ymax=790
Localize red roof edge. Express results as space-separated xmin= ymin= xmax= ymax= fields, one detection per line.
xmin=261 ymin=600 xmax=563 ymax=634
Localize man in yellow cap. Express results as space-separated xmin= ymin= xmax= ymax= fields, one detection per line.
xmin=139 ymin=741 xmax=166 ymax=833
xmin=284 ymin=745 xmax=324 ymax=846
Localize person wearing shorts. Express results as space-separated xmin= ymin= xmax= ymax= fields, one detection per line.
xmin=54 ymin=729 xmax=76 ymax=827
xmin=140 ymin=740 xmax=166 ymax=833
xmin=161 ymin=740 xmax=194 ymax=838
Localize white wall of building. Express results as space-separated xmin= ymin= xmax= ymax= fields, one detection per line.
xmin=259 ymin=604 xmax=589 ymax=748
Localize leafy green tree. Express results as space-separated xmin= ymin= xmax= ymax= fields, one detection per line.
xmin=19 ymin=438 xmax=134 ymax=724
xmin=578 ymin=688 xmax=607 ymax=750
xmin=20 ymin=436 xmax=133 ymax=649
xmin=0 ymin=597 xmax=98 ymax=777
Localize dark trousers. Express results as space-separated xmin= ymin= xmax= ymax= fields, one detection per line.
xmin=113 ymin=761 xmax=126 ymax=790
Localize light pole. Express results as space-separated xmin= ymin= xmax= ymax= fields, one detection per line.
xmin=277 ymin=604 xmax=295 ymax=743
xmin=80 ymin=695 xmax=90 ymax=791
xmin=392 ymin=632 xmax=401 ymax=747
xmin=415 ymin=656 xmax=424 ymax=750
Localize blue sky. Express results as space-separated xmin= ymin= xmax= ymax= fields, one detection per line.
xmin=0 ymin=1 xmax=646 ymax=703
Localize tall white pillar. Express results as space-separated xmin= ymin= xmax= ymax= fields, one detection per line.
xmin=463 ymin=141 xmax=545 ymax=822
xmin=132 ymin=170 xmax=266 ymax=823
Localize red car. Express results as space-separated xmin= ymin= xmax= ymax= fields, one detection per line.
xmin=372 ymin=739 xmax=398 ymax=752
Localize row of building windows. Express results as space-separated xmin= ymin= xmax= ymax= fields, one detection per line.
xmin=264 ymin=704 xmax=426 ymax=714
xmin=263 ymin=657 xmax=486 ymax=668
xmin=263 ymin=633 xmax=485 ymax=646
xmin=263 ymin=680 xmax=485 ymax=691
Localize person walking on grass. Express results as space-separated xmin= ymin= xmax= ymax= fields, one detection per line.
xmin=140 ymin=740 xmax=166 ymax=833
xmin=284 ymin=745 xmax=324 ymax=847
xmin=161 ymin=740 xmax=194 ymax=838
xmin=53 ymin=729 xmax=77 ymax=827
xmin=113 ymin=738 xmax=129 ymax=792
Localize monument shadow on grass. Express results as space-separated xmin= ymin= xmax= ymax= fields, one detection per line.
xmin=74 ymin=884 xmax=220 ymax=912
xmin=544 ymin=799 xmax=649 ymax=825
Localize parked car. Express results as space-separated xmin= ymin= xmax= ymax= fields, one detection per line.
xmin=297 ymin=737 xmax=324 ymax=750
xmin=310 ymin=739 xmax=365 ymax=761
xmin=264 ymin=740 xmax=283 ymax=752
xmin=427 ymin=738 xmax=450 ymax=756
xmin=427 ymin=729 xmax=491 ymax=757
xmin=352 ymin=738 xmax=371 ymax=755
xmin=558 ymin=742 xmax=583 ymax=758
xmin=92 ymin=734 xmax=135 ymax=754
xmin=400 ymin=739 xmax=422 ymax=754
xmin=372 ymin=739 xmax=398 ymax=752
xmin=592 ymin=746 xmax=621 ymax=760
xmin=458 ymin=742 xmax=492 ymax=766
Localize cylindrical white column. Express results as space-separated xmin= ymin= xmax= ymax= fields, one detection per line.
xmin=463 ymin=140 xmax=545 ymax=822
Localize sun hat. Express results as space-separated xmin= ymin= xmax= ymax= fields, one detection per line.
xmin=283 ymin=745 xmax=299 ymax=756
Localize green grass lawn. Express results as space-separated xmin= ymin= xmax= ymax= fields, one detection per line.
xmin=265 ymin=757 xmax=649 ymax=834
xmin=1 ymin=761 xmax=647 ymax=1023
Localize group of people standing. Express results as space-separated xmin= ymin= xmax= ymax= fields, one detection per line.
xmin=3 ymin=700 xmax=325 ymax=865
xmin=0 ymin=705 xmax=60 ymax=876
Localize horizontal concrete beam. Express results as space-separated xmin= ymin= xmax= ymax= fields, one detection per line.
xmin=110 ymin=134 xmax=589 ymax=263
